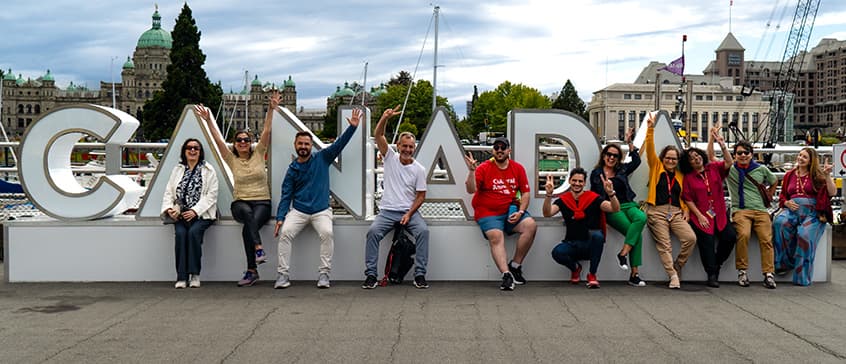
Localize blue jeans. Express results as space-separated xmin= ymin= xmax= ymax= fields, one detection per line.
xmin=174 ymin=218 xmax=214 ymax=281
xmin=364 ymin=210 xmax=429 ymax=277
xmin=551 ymin=230 xmax=605 ymax=274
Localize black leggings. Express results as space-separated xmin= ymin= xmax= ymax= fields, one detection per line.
xmin=231 ymin=200 xmax=271 ymax=270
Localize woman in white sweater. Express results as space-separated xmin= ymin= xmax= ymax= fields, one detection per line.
xmin=161 ymin=138 xmax=219 ymax=289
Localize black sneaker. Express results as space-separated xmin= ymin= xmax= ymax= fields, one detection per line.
xmin=628 ymin=273 xmax=646 ymax=287
xmin=617 ymin=254 xmax=629 ymax=271
xmin=706 ymin=273 xmax=720 ymax=288
xmin=508 ymin=260 xmax=526 ymax=285
xmin=362 ymin=275 xmax=378 ymax=289
xmin=500 ymin=272 xmax=515 ymax=291
xmin=413 ymin=275 xmax=429 ymax=289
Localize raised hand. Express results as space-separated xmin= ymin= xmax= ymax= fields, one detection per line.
xmin=821 ymin=157 xmax=833 ymax=175
xmin=600 ymin=173 xmax=614 ymax=195
xmin=269 ymin=90 xmax=281 ymax=110
xmin=545 ymin=174 xmax=555 ymax=195
xmin=346 ymin=108 xmax=363 ymax=127
xmin=625 ymin=127 xmax=635 ymax=144
xmin=464 ymin=151 xmax=478 ymax=171
xmin=382 ymin=105 xmax=401 ymax=119
xmin=194 ymin=104 xmax=211 ymax=122
xmin=647 ymin=112 xmax=656 ymax=128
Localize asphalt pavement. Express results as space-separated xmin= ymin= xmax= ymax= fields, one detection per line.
xmin=2 ymin=261 xmax=846 ymax=363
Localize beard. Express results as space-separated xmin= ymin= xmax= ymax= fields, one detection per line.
xmin=493 ymin=152 xmax=508 ymax=163
xmin=297 ymin=148 xmax=311 ymax=158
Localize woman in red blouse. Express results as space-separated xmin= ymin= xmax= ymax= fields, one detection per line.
xmin=773 ymin=147 xmax=835 ymax=286
xmin=680 ymin=126 xmax=735 ymax=288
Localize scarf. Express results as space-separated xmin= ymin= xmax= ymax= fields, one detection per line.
xmin=734 ymin=160 xmax=760 ymax=209
xmin=560 ymin=190 xmax=599 ymax=220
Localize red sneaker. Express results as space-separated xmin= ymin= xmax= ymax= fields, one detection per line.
xmin=587 ymin=273 xmax=600 ymax=289
xmin=570 ymin=264 xmax=582 ymax=284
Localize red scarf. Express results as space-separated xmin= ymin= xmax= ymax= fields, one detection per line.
xmin=560 ymin=190 xmax=599 ymax=220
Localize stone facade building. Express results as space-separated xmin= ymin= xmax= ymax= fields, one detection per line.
xmin=589 ymin=33 xmax=846 ymax=143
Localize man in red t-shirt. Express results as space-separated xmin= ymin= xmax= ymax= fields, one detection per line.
xmin=464 ymin=137 xmax=537 ymax=291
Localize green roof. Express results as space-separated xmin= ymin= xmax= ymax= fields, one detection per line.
xmin=122 ymin=56 xmax=135 ymax=69
xmin=251 ymin=75 xmax=262 ymax=86
xmin=284 ymin=75 xmax=296 ymax=87
xmin=336 ymin=82 xmax=354 ymax=97
xmin=3 ymin=69 xmax=14 ymax=81
xmin=15 ymin=74 xmax=24 ymax=85
xmin=41 ymin=69 xmax=54 ymax=81
xmin=137 ymin=8 xmax=172 ymax=49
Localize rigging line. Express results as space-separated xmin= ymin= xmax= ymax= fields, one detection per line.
xmin=392 ymin=10 xmax=435 ymax=144
xmin=439 ymin=11 xmax=470 ymax=70
xmin=349 ymin=60 xmax=368 ymax=106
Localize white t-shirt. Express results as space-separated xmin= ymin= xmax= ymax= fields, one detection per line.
xmin=380 ymin=147 xmax=427 ymax=212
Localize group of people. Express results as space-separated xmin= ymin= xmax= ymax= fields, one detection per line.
xmin=160 ymin=102 xmax=835 ymax=290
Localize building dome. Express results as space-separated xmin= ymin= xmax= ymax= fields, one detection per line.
xmin=336 ymin=82 xmax=355 ymax=97
xmin=15 ymin=74 xmax=24 ymax=86
xmin=370 ymin=83 xmax=387 ymax=97
xmin=251 ymin=75 xmax=262 ymax=86
xmin=3 ymin=69 xmax=15 ymax=81
xmin=122 ymin=56 xmax=135 ymax=69
xmin=137 ymin=8 xmax=172 ymax=49
xmin=41 ymin=69 xmax=55 ymax=81
xmin=284 ymin=75 xmax=296 ymax=87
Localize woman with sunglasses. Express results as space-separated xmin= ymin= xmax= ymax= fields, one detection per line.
xmin=679 ymin=126 xmax=735 ymax=288
xmin=197 ymin=90 xmax=280 ymax=286
xmin=643 ymin=113 xmax=696 ymax=289
xmin=161 ymin=139 xmax=219 ymax=289
xmin=589 ymin=127 xmax=647 ymax=286
xmin=773 ymin=147 xmax=835 ymax=286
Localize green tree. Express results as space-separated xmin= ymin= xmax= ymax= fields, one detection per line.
xmin=141 ymin=4 xmax=222 ymax=141
xmin=551 ymin=79 xmax=587 ymax=120
xmin=467 ymin=81 xmax=551 ymax=136
xmin=375 ymin=78 xmax=456 ymax=140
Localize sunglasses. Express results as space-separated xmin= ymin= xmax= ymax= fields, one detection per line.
xmin=605 ymin=152 xmax=621 ymax=159
xmin=735 ymin=150 xmax=751 ymax=156
xmin=493 ymin=144 xmax=508 ymax=151
xmin=235 ymin=137 xmax=251 ymax=143
xmin=185 ymin=145 xmax=201 ymax=151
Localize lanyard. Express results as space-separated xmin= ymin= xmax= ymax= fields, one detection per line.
xmin=700 ymin=170 xmax=715 ymax=211
xmin=665 ymin=172 xmax=676 ymax=205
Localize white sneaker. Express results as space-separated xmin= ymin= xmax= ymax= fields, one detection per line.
xmin=317 ymin=273 xmax=330 ymax=288
xmin=189 ymin=275 xmax=201 ymax=288
xmin=174 ymin=280 xmax=187 ymax=289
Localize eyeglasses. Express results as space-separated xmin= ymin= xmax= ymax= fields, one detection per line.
xmin=736 ymin=150 xmax=751 ymax=156
xmin=185 ymin=146 xmax=201 ymax=151
xmin=605 ymin=152 xmax=621 ymax=159
xmin=235 ymin=137 xmax=251 ymax=143
xmin=493 ymin=144 xmax=508 ymax=151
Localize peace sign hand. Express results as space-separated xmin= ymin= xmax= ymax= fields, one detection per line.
xmin=821 ymin=157 xmax=833 ymax=175
xmin=464 ymin=151 xmax=478 ymax=171
xmin=600 ymin=173 xmax=614 ymax=195
xmin=545 ymin=174 xmax=555 ymax=195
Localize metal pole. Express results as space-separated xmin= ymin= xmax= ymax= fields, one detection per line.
xmin=111 ymin=57 xmax=117 ymax=109
xmin=654 ymin=72 xmax=662 ymax=110
xmin=686 ymin=80 xmax=693 ymax=145
xmin=362 ymin=62 xmax=368 ymax=107
xmin=432 ymin=5 xmax=440 ymax=112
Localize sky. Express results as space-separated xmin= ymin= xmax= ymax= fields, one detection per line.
xmin=2 ymin=0 xmax=846 ymax=118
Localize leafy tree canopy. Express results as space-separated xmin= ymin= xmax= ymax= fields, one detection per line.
xmin=551 ymin=79 xmax=587 ymax=120
xmin=467 ymin=81 xmax=550 ymax=135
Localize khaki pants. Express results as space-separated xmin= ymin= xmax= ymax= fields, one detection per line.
xmin=732 ymin=209 xmax=774 ymax=273
xmin=278 ymin=208 xmax=334 ymax=275
xmin=646 ymin=204 xmax=697 ymax=277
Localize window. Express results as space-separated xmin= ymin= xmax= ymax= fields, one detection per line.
xmin=623 ymin=94 xmax=632 ymax=100
xmin=706 ymin=95 xmax=713 ymax=101
xmin=634 ymin=94 xmax=642 ymax=100
xmin=696 ymin=95 xmax=703 ymax=101
xmin=728 ymin=53 xmax=742 ymax=66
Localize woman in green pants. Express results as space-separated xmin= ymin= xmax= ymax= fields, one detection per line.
xmin=589 ymin=128 xmax=647 ymax=286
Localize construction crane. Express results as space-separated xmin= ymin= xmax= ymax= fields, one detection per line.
xmin=735 ymin=0 xmax=821 ymax=158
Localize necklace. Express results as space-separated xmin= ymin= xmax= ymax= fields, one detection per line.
xmin=795 ymin=170 xmax=810 ymax=196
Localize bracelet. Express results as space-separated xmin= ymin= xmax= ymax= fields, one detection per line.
xmin=608 ymin=193 xmax=617 ymax=198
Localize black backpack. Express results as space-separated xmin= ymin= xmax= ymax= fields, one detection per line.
xmin=381 ymin=223 xmax=416 ymax=286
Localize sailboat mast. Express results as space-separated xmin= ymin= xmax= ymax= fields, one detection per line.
xmin=432 ymin=5 xmax=440 ymax=112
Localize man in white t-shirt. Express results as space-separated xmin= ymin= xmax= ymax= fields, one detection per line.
xmin=362 ymin=105 xmax=430 ymax=289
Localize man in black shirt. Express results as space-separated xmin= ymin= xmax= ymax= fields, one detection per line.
xmin=543 ymin=167 xmax=620 ymax=288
